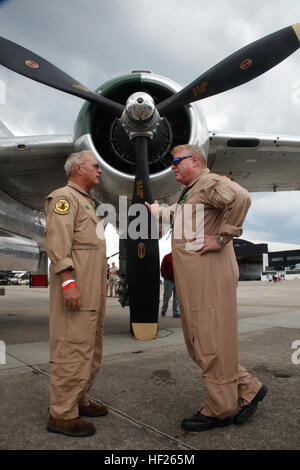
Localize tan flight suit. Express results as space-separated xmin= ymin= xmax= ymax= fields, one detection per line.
xmin=170 ymin=168 xmax=262 ymax=420
xmin=44 ymin=181 xmax=106 ymax=419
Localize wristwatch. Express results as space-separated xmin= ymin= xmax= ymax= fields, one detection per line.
xmin=216 ymin=235 xmax=227 ymax=247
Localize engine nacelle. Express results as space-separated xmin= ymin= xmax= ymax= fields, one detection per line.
xmin=74 ymin=71 xmax=209 ymax=207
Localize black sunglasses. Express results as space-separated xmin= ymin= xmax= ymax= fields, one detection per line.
xmin=172 ymin=155 xmax=194 ymax=166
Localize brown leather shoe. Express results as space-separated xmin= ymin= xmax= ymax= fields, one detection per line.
xmin=47 ymin=414 xmax=96 ymax=437
xmin=78 ymin=401 xmax=108 ymax=417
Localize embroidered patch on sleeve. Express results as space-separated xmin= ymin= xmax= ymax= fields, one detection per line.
xmin=213 ymin=175 xmax=231 ymax=182
xmin=54 ymin=199 xmax=70 ymax=215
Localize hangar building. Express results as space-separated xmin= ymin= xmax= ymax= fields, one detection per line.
xmin=233 ymin=239 xmax=300 ymax=281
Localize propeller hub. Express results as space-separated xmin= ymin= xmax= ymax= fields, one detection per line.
xmin=120 ymin=92 xmax=162 ymax=140
xmin=126 ymin=92 xmax=155 ymax=122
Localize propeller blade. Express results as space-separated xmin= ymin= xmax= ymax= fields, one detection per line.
xmin=0 ymin=37 xmax=124 ymax=117
xmin=157 ymin=24 xmax=300 ymax=115
xmin=126 ymin=136 xmax=160 ymax=340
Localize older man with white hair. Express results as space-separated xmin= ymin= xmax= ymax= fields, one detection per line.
xmin=45 ymin=150 xmax=107 ymax=437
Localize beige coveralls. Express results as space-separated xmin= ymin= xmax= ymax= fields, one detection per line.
xmin=170 ymin=169 xmax=262 ymax=419
xmin=45 ymin=181 xmax=106 ymax=419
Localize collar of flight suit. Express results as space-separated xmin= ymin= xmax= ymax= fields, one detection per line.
xmin=178 ymin=168 xmax=211 ymax=204
xmin=67 ymin=181 xmax=94 ymax=203
xmin=186 ymin=167 xmax=211 ymax=189
xmin=66 ymin=181 xmax=98 ymax=221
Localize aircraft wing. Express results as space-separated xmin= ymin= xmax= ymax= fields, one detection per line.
xmin=0 ymin=134 xmax=74 ymax=211
xmin=1 ymin=128 xmax=300 ymax=216
xmin=208 ymin=130 xmax=300 ymax=192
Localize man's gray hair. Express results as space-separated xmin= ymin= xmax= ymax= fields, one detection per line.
xmin=172 ymin=144 xmax=207 ymax=166
xmin=64 ymin=150 xmax=94 ymax=177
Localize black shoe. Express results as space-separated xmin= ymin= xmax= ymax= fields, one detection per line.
xmin=181 ymin=411 xmax=232 ymax=432
xmin=173 ymin=314 xmax=180 ymax=318
xmin=233 ymin=384 xmax=268 ymax=425
xmin=161 ymin=312 xmax=166 ymax=317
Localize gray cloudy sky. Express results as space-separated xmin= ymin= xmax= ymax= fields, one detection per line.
xmin=0 ymin=0 xmax=300 ymax=255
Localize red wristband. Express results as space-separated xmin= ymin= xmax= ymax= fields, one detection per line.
xmin=62 ymin=281 xmax=76 ymax=290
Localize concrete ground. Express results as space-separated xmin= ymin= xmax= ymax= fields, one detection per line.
xmin=0 ymin=281 xmax=299 ymax=453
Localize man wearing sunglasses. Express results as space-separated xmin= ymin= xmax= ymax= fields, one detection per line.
xmin=44 ymin=150 xmax=108 ymax=437
xmin=146 ymin=144 xmax=267 ymax=432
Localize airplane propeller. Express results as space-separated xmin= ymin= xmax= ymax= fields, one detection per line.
xmin=157 ymin=24 xmax=300 ymax=115
xmin=0 ymin=37 xmax=124 ymax=117
xmin=0 ymin=23 xmax=299 ymax=339
xmin=126 ymin=135 xmax=160 ymax=339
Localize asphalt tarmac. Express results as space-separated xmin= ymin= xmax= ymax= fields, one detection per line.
xmin=0 ymin=281 xmax=299 ymax=455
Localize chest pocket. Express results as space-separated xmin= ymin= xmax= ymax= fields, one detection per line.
xmin=73 ymin=205 xmax=100 ymax=248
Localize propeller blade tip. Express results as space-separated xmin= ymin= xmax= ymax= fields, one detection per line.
xmin=292 ymin=23 xmax=300 ymax=42
xmin=132 ymin=323 xmax=158 ymax=340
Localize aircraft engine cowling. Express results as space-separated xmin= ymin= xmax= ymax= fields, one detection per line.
xmin=73 ymin=71 xmax=209 ymax=210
